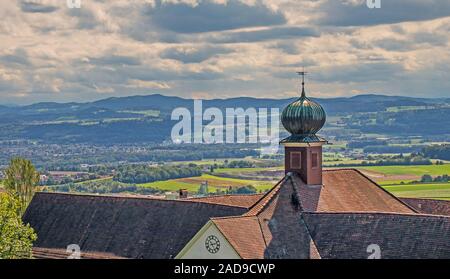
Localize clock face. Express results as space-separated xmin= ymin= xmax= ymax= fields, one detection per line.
xmin=205 ymin=235 xmax=220 ymax=254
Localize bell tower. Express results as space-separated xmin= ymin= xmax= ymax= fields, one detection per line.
xmin=280 ymin=72 xmax=327 ymax=185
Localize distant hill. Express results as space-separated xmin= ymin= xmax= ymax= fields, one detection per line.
xmin=0 ymin=94 xmax=448 ymax=144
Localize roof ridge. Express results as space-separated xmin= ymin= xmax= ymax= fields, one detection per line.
xmin=302 ymin=211 xmax=450 ymax=219
xmin=189 ymin=193 xmax=264 ymax=199
xmin=32 ymin=191 xmax=252 ymax=209
xmin=298 ymin=213 xmax=321 ymax=259
xmin=243 ymin=176 xmax=287 ymax=216
xmin=211 ymin=215 xmax=257 ymax=221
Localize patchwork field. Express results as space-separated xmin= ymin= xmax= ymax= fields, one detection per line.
xmin=357 ymin=164 xmax=450 ymax=184
xmin=138 ymin=173 xmax=275 ymax=193
xmin=354 ymin=164 xmax=450 ymax=200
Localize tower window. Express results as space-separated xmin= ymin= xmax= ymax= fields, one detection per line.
xmin=290 ymin=152 xmax=301 ymax=169
xmin=312 ymin=153 xmax=319 ymax=168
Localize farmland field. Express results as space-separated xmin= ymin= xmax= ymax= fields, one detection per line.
xmin=383 ymin=183 xmax=450 ymax=200
xmin=138 ymin=174 xmax=274 ymax=193
xmin=356 ymin=164 xmax=450 ymax=185
xmin=358 ymin=165 xmax=450 ymax=176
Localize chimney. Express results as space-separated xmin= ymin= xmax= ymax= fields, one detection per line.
xmin=179 ymin=189 xmax=188 ymax=199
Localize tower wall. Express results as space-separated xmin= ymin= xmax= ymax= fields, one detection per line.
xmin=284 ymin=145 xmax=323 ymax=185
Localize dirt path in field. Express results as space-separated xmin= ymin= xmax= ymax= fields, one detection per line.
xmin=357 ymin=169 xmax=420 ymax=182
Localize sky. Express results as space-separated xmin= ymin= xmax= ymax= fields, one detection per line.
xmin=1 ymin=0 xmax=450 ymax=105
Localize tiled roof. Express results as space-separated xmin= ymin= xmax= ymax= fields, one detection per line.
xmin=211 ymin=169 xmax=436 ymax=259
xmin=217 ymin=175 xmax=320 ymax=259
xmin=303 ymin=212 xmax=450 ymax=259
xmin=23 ymin=192 xmax=248 ymax=259
xmin=189 ymin=194 xmax=264 ymax=209
xmin=212 ymin=216 xmax=266 ymax=259
xmin=32 ymin=247 xmax=125 ymax=259
xmin=401 ymin=198 xmax=450 ymax=216
xmin=24 ymin=168 xmax=450 ymax=259
xmin=313 ymin=169 xmax=415 ymax=213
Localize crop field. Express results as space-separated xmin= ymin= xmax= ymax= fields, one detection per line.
xmin=383 ymin=183 xmax=450 ymax=200
xmin=138 ymin=174 xmax=274 ymax=193
xmin=358 ymin=165 xmax=450 ymax=176
xmin=357 ymin=164 xmax=450 ymax=185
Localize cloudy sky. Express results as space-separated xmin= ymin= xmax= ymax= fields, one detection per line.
xmin=1 ymin=0 xmax=450 ymax=104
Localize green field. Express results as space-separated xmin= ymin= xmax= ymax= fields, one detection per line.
xmin=358 ymin=164 xmax=450 ymax=176
xmin=213 ymin=167 xmax=281 ymax=174
xmin=138 ymin=174 xmax=274 ymax=193
xmin=138 ymin=180 xmax=219 ymax=193
xmin=383 ymin=183 xmax=450 ymax=200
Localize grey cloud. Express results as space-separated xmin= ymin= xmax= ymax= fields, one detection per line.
xmin=209 ymin=26 xmax=319 ymax=43
xmin=160 ymin=46 xmax=232 ymax=63
xmin=67 ymin=5 xmax=100 ymax=30
xmin=146 ymin=0 xmax=286 ymax=33
xmin=314 ymin=63 xmax=405 ymax=83
xmin=0 ymin=49 xmax=30 ymax=66
xmin=317 ymin=0 xmax=450 ymax=26
xmin=87 ymin=55 xmax=142 ymax=66
xmin=20 ymin=1 xmax=58 ymax=13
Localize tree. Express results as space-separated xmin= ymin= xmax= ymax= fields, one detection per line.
xmin=421 ymin=174 xmax=433 ymax=183
xmin=0 ymin=193 xmax=37 ymax=259
xmin=4 ymin=158 xmax=40 ymax=215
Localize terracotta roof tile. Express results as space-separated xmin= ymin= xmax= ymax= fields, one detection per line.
xmin=314 ymin=169 xmax=416 ymax=213
xmin=212 ymin=216 xmax=266 ymax=259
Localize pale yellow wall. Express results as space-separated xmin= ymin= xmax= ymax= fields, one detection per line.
xmin=177 ymin=222 xmax=241 ymax=259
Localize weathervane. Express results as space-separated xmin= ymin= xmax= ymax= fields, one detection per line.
xmin=296 ymin=68 xmax=308 ymax=97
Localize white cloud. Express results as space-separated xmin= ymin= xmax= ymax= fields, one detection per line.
xmin=0 ymin=0 xmax=449 ymax=104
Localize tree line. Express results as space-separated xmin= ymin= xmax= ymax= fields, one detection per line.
xmin=113 ymin=164 xmax=202 ymax=184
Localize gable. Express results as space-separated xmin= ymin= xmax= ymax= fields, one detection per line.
xmin=176 ymin=221 xmax=241 ymax=259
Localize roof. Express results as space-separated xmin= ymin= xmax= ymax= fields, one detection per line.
xmin=245 ymin=169 xmax=415 ymax=216
xmin=24 ymin=169 xmax=450 ymax=259
xmin=212 ymin=216 xmax=266 ymax=259
xmin=188 ymin=194 xmax=264 ymax=209
xmin=209 ymin=170 xmax=450 ymax=259
xmin=401 ymin=198 xmax=450 ymax=216
xmin=303 ymin=212 xmax=450 ymax=259
xmin=214 ymin=176 xmax=320 ymax=259
xmin=23 ymin=192 xmax=248 ymax=259
xmin=32 ymin=247 xmax=126 ymax=259
xmin=306 ymin=169 xmax=416 ymax=213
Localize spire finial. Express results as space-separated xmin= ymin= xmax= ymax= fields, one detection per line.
xmin=296 ymin=68 xmax=308 ymax=98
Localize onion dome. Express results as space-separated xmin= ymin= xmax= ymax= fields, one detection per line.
xmin=281 ymin=72 xmax=326 ymax=143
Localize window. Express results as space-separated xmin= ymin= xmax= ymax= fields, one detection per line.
xmin=290 ymin=152 xmax=301 ymax=169
xmin=312 ymin=153 xmax=319 ymax=168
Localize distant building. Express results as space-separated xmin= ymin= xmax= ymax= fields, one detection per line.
xmin=23 ymin=75 xmax=450 ymax=259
